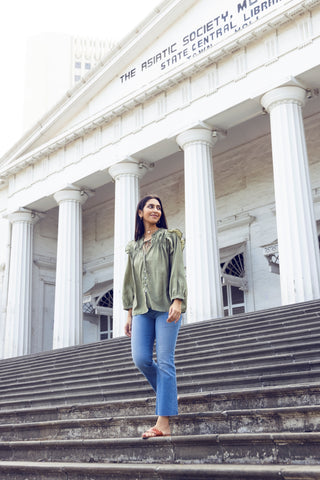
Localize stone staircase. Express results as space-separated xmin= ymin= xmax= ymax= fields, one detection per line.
xmin=1 ymin=300 xmax=320 ymax=479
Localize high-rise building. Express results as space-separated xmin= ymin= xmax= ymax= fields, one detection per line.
xmin=23 ymin=33 xmax=114 ymax=130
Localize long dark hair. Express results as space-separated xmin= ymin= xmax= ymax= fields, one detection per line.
xmin=134 ymin=195 xmax=168 ymax=241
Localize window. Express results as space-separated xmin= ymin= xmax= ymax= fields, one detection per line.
xmin=85 ymin=62 xmax=91 ymax=70
xmin=100 ymin=315 xmax=113 ymax=340
xmin=74 ymin=75 xmax=81 ymax=82
xmin=221 ymin=253 xmax=246 ymax=316
xmin=98 ymin=289 xmax=113 ymax=339
xmin=222 ymin=253 xmax=245 ymax=278
xmin=75 ymin=61 xmax=81 ymax=69
xmin=222 ymin=284 xmax=245 ymax=316
xmin=99 ymin=290 xmax=113 ymax=308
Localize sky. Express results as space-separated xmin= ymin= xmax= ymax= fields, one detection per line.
xmin=0 ymin=0 xmax=162 ymax=157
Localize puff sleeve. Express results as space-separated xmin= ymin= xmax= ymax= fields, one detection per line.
xmin=122 ymin=243 xmax=135 ymax=311
xmin=166 ymin=230 xmax=187 ymax=308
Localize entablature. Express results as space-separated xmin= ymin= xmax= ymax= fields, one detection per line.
xmin=0 ymin=0 xmax=318 ymax=189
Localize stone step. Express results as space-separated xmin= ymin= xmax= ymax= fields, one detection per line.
xmin=1 ymin=345 xmax=319 ymax=395
xmin=178 ymin=338 xmax=320 ymax=363
xmin=180 ymin=326 xmax=320 ymax=354
xmin=1 ymin=461 xmax=320 ymax=480
xmin=0 ymin=346 xmax=319 ymax=401
xmin=181 ymin=312 xmax=320 ymax=340
xmin=0 ymin=384 xmax=318 ymax=424
xmin=3 ymin=317 xmax=320 ymax=366
xmin=1 ymin=323 xmax=319 ymax=386
xmin=2 ymin=318 xmax=320 ymax=394
xmin=1 ymin=300 xmax=320 ymax=479
xmin=1 ymin=366 xmax=320 ymax=412
xmin=2 ymin=333 xmax=319 ymax=391
xmin=0 ymin=405 xmax=319 ymax=441
xmin=0 ymin=342 xmax=320 ymax=388
xmin=1 ymin=300 xmax=320 ymax=374
xmin=181 ymin=310 xmax=320 ymax=337
xmin=0 ymin=356 xmax=320 ymax=407
xmin=1 ymin=432 xmax=320 ymax=465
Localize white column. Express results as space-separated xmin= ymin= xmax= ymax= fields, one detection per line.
xmin=177 ymin=128 xmax=223 ymax=323
xmin=4 ymin=211 xmax=38 ymax=358
xmin=0 ymin=220 xmax=11 ymax=359
xmin=261 ymin=86 xmax=320 ymax=304
xmin=109 ymin=161 xmax=147 ymax=337
xmin=53 ymin=187 xmax=87 ymax=349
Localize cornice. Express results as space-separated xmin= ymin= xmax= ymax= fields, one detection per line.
xmin=0 ymin=0 xmax=319 ymax=181
xmin=33 ymin=255 xmax=57 ymax=270
xmin=218 ymin=212 xmax=256 ymax=232
xmin=84 ymin=255 xmax=114 ymax=273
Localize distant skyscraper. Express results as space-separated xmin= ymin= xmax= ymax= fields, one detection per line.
xmin=23 ymin=33 xmax=114 ymax=130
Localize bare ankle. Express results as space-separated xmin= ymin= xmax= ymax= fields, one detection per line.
xmin=156 ymin=416 xmax=170 ymax=433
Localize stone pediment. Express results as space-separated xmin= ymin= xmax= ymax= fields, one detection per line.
xmin=0 ymin=0 xmax=317 ymax=181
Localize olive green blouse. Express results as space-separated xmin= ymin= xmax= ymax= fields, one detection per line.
xmin=122 ymin=228 xmax=187 ymax=316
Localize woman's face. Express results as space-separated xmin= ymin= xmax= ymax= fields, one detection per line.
xmin=139 ymin=198 xmax=162 ymax=225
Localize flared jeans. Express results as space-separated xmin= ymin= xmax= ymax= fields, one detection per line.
xmin=131 ymin=309 xmax=181 ymax=416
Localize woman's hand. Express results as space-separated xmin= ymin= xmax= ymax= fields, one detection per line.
xmin=124 ymin=310 xmax=132 ymax=337
xmin=167 ymin=299 xmax=182 ymax=323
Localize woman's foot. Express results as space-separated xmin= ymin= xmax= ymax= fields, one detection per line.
xmin=142 ymin=426 xmax=170 ymax=439
xmin=142 ymin=416 xmax=171 ymax=439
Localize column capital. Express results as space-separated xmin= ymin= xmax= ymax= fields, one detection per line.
xmin=8 ymin=210 xmax=39 ymax=225
xmin=54 ymin=187 xmax=88 ymax=205
xmin=108 ymin=160 xmax=148 ymax=181
xmin=176 ymin=128 xmax=217 ymax=150
xmin=261 ymin=86 xmax=306 ymax=112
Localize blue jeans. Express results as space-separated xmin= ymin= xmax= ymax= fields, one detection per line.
xmin=131 ymin=309 xmax=181 ymax=416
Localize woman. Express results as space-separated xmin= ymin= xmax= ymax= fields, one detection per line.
xmin=123 ymin=194 xmax=187 ymax=439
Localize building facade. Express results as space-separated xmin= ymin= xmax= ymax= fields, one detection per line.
xmin=1 ymin=0 xmax=320 ymax=359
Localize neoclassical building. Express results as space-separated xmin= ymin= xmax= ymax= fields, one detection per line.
xmin=1 ymin=0 xmax=320 ymax=359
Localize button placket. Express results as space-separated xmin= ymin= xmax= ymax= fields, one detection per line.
xmin=143 ymin=246 xmax=149 ymax=294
